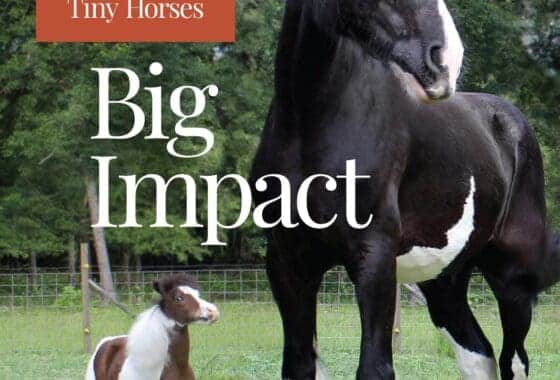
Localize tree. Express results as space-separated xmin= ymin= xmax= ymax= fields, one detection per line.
xmin=0 ymin=0 xmax=558 ymax=270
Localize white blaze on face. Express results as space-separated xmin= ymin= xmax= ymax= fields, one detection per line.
xmin=440 ymin=329 xmax=498 ymax=380
xmin=178 ymin=285 xmax=220 ymax=323
xmin=438 ymin=0 xmax=464 ymax=94
xmin=396 ymin=177 xmax=475 ymax=283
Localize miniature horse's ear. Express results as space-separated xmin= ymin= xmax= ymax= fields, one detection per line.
xmin=153 ymin=279 xmax=161 ymax=294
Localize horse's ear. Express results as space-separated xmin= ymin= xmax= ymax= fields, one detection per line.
xmin=153 ymin=279 xmax=161 ymax=294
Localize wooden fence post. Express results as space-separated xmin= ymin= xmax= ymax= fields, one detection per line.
xmin=392 ymin=284 xmax=401 ymax=353
xmin=81 ymin=243 xmax=92 ymax=354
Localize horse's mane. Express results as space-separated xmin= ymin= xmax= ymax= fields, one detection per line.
xmin=122 ymin=306 xmax=175 ymax=377
xmin=156 ymin=273 xmax=200 ymax=295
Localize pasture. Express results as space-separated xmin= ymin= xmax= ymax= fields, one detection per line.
xmin=2 ymin=303 xmax=560 ymax=380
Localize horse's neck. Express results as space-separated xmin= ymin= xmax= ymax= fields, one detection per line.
xmin=167 ymin=327 xmax=191 ymax=371
xmin=120 ymin=306 xmax=175 ymax=379
xmin=276 ymin=4 xmax=387 ymax=122
xmin=275 ymin=4 xmax=335 ymax=104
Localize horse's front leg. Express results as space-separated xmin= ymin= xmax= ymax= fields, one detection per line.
xmin=346 ymin=232 xmax=398 ymax=380
xmin=266 ymin=243 xmax=326 ymax=380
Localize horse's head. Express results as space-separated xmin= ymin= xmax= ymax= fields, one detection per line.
xmin=322 ymin=0 xmax=464 ymax=101
xmin=153 ymin=273 xmax=220 ymax=326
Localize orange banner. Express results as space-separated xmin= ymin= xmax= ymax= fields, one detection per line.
xmin=36 ymin=0 xmax=235 ymax=42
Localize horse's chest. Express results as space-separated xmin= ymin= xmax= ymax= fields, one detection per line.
xmin=396 ymin=177 xmax=476 ymax=283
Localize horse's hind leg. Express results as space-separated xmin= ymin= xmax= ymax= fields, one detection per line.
xmin=493 ymin=293 xmax=531 ymax=380
xmin=266 ymin=243 xmax=326 ymax=380
xmin=481 ymin=261 xmax=532 ymax=380
xmin=419 ymin=270 xmax=498 ymax=380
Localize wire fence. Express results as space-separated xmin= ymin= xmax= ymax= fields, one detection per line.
xmin=2 ymin=267 xmax=560 ymax=379
xmin=2 ymin=267 xmax=560 ymax=311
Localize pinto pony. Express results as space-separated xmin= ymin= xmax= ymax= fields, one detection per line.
xmin=85 ymin=274 xmax=219 ymax=380
xmin=251 ymin=0 xmax=560 ymax=379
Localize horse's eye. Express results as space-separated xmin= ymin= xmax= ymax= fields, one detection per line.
xmin=175 ymin=296 xmax=183 ymax=302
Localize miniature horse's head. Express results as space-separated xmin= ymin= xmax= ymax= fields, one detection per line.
xmin=313 ymin=0 xmax=464 ymax=101
xmin=153 ymin=273 xmax=219 ymax=326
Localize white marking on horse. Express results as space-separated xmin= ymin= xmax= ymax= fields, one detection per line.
xmin=315 ymin=360 xmax=328 ymax=380
xmin=85 ymin=335 xmax=127 ymax=380
xmin=512 ymin=351 xmax=527 ymax=380
xmin=313 ymin=340 xmax=328 ymax=380
xmin=396 ymin=176 xmax=476 ymax=283
xmin=438 ymin=0 xmax=464 ymax=94
xmin=440 ymin=328 xmax=498 ymax=380
xmin=178 ymin=285 xmax=219 ymax=323
xmin=119 ymin=306 xmax=175 ymax=380
xmin=178 ymin=285 xmax=201 ymax=299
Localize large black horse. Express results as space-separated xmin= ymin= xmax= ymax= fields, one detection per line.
xmin=251 ymin=0 xmax=560 ymax=379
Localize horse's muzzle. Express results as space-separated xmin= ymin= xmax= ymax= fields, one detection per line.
xmin=200 ymin=302 xmax=220 ymax=324
xmin=425 ymin=78 xmax=452 ymax=100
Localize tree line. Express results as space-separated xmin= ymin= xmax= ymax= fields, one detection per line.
xmin=0 ymin=0 xmax=558 ymax=275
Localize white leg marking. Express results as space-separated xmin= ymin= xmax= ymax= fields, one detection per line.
xmin=440 ymin=329 xmax=498 ymax=380
xmin=512 ymin=352 xmax=528 ymax=380
xmin=397 ymin=177 xmax=476 ymax=283
xmin=438 ymin=0 xmax=464 ymax=93
xmin=313 ymin=340 xmax=328 ymax=380
xmin=315 ymin=360 xmax=328 ymax=380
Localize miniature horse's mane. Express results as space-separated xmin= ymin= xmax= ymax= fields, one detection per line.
xmin=114 ymin=307 xmax=171 ymax=380
xmin=155 ymin=273 xmax=200 ymax=294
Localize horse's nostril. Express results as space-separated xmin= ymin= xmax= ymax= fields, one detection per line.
xmin=427 ymin=43 xmax=444 ymax=73
xmin=431 ymin=46 xmax=442 ymax=66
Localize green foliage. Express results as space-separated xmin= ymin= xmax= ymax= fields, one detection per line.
xmin=0 ymin=0 xmax=282 ymax=264
xmin=523 ymin=0 xmax=560 ymax=76
xmin=435 ymin=332 xmax=455 ymax=359
xmin=0 ymin=0 xmax=558 ymax=265
xmin=53 ymin=286 xmax=81 ymax=309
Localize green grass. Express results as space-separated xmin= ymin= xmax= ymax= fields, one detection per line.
xmin=1 ymin=303 xmax=560 ymax=379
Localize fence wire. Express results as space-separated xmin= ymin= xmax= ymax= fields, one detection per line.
xmin=2 ymin=267 xmax=560 ymax=310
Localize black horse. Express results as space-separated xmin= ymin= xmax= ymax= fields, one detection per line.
xmin=251 ymin=0 xmax=560 ymax=379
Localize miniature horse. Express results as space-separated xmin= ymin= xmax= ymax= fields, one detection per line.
xmin=251 ymin=0 xmax=560 ymax=379
xmin=85 ymin=274 xmax=219 ymax=380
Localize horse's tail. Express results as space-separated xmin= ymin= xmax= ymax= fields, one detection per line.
xmin=539 ymin=228 xmax=560 ymax=290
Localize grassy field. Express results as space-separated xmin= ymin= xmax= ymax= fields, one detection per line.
xmin=1 ymin=303 xmax=560 ymax=379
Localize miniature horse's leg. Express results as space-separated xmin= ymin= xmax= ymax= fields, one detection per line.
xmin=266 ymin=244 xmax=326 ymax=380
xmin=345 ymin=233 xmax=398 ymax=380
xmin=419 ymin=270 xmax=498 ymax=380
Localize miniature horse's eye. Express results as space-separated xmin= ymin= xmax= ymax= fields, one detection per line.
xmin=175 ymin=295 xmax=183 ymax=303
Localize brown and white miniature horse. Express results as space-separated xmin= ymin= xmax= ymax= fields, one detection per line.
xmin=85 ymin=274 xmax=219 ymax=380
